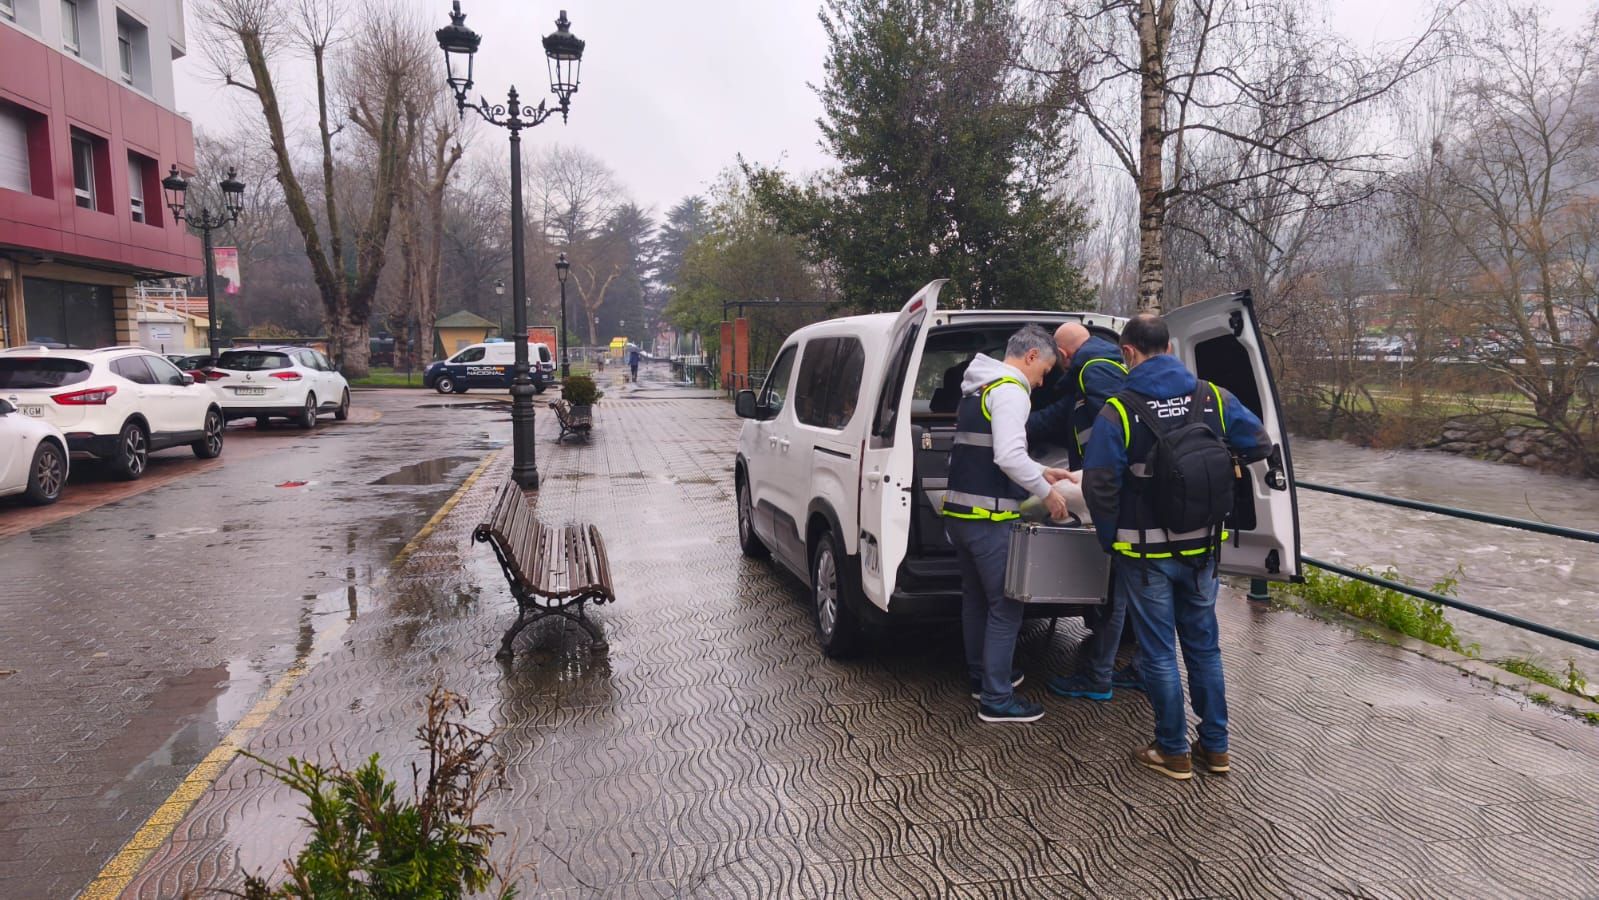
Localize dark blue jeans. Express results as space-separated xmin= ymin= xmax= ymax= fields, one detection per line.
xmin=1115 ymin=555 xmax=1228 ymax=755
xmin=1081 ymin=579 xmax=1136 ymax=688
xmin=945 ymin=517 xmax=1024 ymax=707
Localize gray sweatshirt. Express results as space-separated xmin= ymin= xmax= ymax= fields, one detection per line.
xmin=960 ymin=353 xmax=1051 ymax=500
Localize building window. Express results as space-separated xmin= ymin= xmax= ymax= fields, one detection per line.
xmin=60 ymin=0 xmax=79 ymax=55
xmin=0 ymin=105 xmax=31 ymax=194
xmin=115 ymin=11 xmax=150 ymax=91
xmin=128 ymin=155 xmax=144 ymax=222
xmin=71 ymin=133 xmax=95 ymax=209
xmin=2 ymin=0 xmax=43 ymax=33
xmin=2 ymin=0 xmax=16 ymax=22
xmin=21 ymin=278 xmax=116 ymax=349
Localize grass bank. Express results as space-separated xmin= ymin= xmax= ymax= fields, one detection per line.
xmin=350 ymin=367 xmax=428 ymax=388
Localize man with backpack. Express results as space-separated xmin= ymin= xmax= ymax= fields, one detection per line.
xmin=1081 ymin=314 xmax=1273 ymax=780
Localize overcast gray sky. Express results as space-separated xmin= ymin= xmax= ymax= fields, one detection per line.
xmin=173 ymin=0 xmax=1591 ymax=218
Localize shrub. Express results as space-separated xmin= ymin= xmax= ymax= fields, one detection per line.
xmin=561 ymin=374 xmax=603 ymax=407
xmin=1279 ymin=565 xmax=1464 ymax=652
xmin=236 ymin=686 xmax=516 ymax=900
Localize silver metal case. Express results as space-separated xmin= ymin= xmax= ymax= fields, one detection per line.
xmin=1003 ymin=522 xmax=1111 ymax=604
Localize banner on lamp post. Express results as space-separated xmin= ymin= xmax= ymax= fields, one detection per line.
xmin=212 ymin=246 xmax=241 ymax=295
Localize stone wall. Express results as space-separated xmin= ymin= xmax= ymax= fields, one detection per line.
xmin=1422 ymin=415 xmax=1574 ymax=472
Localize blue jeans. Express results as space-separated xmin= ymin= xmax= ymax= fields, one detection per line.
xmin=945 ymin=517 xmax=1024 ymax=707
xmin=1081 ymin=578 xmax=1136 ymax=688
xmin=1115 ymin=555 xmax=1228 ymax=755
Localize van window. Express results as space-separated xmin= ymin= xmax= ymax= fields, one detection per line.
xmin=871 ymin=323 xmax=921 ymax=444
xmin=794 ymin=337 xmax=866 ymax=430
xmin=453 ymin=346 xmax=486 ymax=363
xmin=759 ymin=344 xmax=798 ymax=417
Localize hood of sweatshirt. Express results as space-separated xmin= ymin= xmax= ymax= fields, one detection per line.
xmin=1122 ymin=353 xmax=1198 ymax=400
xmin=961 ymin=353 xmax=1031 ymax=397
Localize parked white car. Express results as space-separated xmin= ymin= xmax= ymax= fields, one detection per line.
xmin=0 ymin=398 xmax=69 ymax=504
xmin=0 ymin=346 xmax=225 ymax=480
xmin=209 ymin=346 xmax=351 ymax=428
xmin=733 ymin=281 xmax=1301 ymax=656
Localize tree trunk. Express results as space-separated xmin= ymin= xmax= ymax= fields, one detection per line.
xmin=339 ymin=313 xmax=372 ymax=378
xmin=1136 ymin=0 xmax=1170 ymax=313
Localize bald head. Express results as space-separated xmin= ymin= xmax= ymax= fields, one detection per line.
xmin=1052 ymin=322 xmax=1091 ymax=369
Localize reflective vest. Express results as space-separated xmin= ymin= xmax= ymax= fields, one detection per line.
xmin=1102 ymin=382 xmax=1232 ymax=559
xmin=1070 ymin=356 xmax=1129 ymax=453
xmin=941 ymin=376 xmax=1031 ymax=522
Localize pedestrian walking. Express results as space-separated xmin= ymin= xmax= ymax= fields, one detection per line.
xmin=1081 ymin=314 xmax=1272 ymax=779
xmin=941 ymin=325 xmax=1075 ymax=723
xmin=628 ymin=345 xmax=640 ymax=383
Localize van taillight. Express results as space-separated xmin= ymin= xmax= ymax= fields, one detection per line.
xmin=53 ymin=386 xmax=118 ymax=405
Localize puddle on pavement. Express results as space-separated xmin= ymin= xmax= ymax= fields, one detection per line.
xmin=416 ymin=401 xmax=511 ymax=411
xmin=370 ymin=456 xmax=474 ymax=486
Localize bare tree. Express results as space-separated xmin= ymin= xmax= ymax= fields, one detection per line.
xmin=529 ymin=146 xmax=627 ymax=346
xmin=202 ymin=0 xmax=428 ymax=375
xmin=1032 ymin=0 xmax=1452 ymax=311
xmin=1431 ymin=4 xmax=1599 ymax=472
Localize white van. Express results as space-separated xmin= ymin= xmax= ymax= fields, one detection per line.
xmin=424 ymin=341 xmax=553 ymax=394
xmin=734 ymin=280 xmax=1300 ymax=656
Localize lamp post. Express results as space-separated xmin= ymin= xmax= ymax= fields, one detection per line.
xmin=494 ymin=278 xmax=506 ymax=336
xmin=437 ymin=2 xmax=584 ymax=490
xmin=161 ymin=164 xmax=245 ymax=364
xmin=555 ymin=252 xmax=570 ymax=378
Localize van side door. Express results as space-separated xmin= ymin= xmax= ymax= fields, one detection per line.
xmin=748 ymin=344 xmax=801 ymax=567
xmin=1165 ymin=291 xmax=1302 ymax=581
xmin=857 ymin=280 xmax=945 ymax=611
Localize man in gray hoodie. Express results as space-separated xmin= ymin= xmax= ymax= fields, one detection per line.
xmin=941 ymin=325 xmax=1074 ymax=723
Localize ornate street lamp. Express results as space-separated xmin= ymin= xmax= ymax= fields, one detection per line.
xmin=163 ymin=163 xmax=245 ymax=364
xmin=555 ymin=252 xmax=570 ymax=378
xmin=436 ymin=3 xmax=586 ymax=490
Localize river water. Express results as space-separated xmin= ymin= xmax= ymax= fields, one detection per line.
xmin=1290 ymin=438 xmax=1599 ymax=677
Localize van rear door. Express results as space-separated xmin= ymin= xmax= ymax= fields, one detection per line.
xmin=857 ymin=280 xmax=945 ymax=611
xmin=1165 ymin=291 xmax=1302 ymax=581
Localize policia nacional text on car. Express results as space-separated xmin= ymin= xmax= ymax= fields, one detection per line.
xmin=939 ymin=326 xmax=1076 ymax=724
xmin=1082 ymin=313 xmax=1272 ymax=780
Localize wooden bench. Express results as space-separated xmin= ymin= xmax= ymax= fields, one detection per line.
xmin=549 ymin=399 xmax=592 ymax=442
xmin=474 ymin=477 xmax=615 ymax=658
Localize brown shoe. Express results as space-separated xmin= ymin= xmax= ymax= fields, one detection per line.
xmin=1192 ymin=743 xmax=1231 ymax=775
xmin=1132 ymin=742 xmax=1192 ymax=780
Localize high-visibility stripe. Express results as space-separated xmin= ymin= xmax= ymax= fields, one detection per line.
xmin=944 ymin=491 xmax=1023 ymax=512
xmin=1210 ymin=382 xmax=1227 ymax=433
xmin=941 ymin=506 xmax=1021 ymax=522
xmin=1104 ymin=397 xmax=1131 ymax=449
xmin=951 ymin=432 xmax=992 ymax=447
xmin=979 ymin=376 xmax=1028 ymax=421
xmin=1078 ymin=357 xmax=1128 ymax=395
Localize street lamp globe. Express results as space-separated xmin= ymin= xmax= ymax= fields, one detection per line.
xmin=555 ymin=251 xmax=569 ymax=284
xmin=542 ymin=10 xmax=584 ymax=110
xmin=435 ymin=1 xmax=482 ymax=110
xmin=161 ymin=164 xmax=188 ymax=218
xmin=220 ymin=167 xmax=246 ymax=220
xmin=494 ymin=279 xmax=505 ymax=295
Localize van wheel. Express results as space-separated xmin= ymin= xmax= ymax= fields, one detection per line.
xmin=533 ymin=380 xmax=548 ymax=395
xmin=810 ymin=526 xmax=861 ymax=658
xmin=737 ymin=477 xmax=768 ymax=559
xmin=434 ymin=376 xmax=456 ymax=394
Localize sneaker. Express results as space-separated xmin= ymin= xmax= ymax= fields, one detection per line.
xmin=1046 ymin=674 xmax=1113 ymax=702
xmin=1192 ymin=743 xmax=1231 ymax=775
xmin=977 ymin=697 xmax=1045 ymax=723
xmin=969 ymin=669 xmax=1025 ymax=699
xmin=1111 ymin=666 xmax=1145 ymax=693
xmin=1132 ymin=742 xmax=1193 ymax=780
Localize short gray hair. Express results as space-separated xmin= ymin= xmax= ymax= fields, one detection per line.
xmin=1006 ymin=325 xmax=1057 ymax=362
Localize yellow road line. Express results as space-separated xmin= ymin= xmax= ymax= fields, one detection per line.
xmin=79 ymin=449 xmax=503 ymax=899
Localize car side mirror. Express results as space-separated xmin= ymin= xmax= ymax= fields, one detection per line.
xmin=0 ymin=400 xmax=12 ymax=415
xmin=179 ymin=374 xmax=196 ymax=386
xmin=735 ymin=390 xmax=763 ymax=420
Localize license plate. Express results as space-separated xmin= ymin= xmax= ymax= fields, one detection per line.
xmin=234 ymin=387 xmax=265 ymax=396
xmin=20 ymin=405 xmax=44 ymax=417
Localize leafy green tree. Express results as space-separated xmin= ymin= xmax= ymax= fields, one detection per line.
xmin=746 ymin=0 xmax=1093 ymax=312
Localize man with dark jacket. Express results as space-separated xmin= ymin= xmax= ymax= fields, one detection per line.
xmin=1081 ymin=314 xmax=1272 ymax=781
xmin=1027 ymin=323 xmax=1127 ymax=468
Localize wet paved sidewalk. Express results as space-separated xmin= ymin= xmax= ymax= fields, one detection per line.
xmin=120 ymin=377 xmax=1598 ymax=898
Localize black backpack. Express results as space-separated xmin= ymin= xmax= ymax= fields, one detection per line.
xmin=1122 ymin=384 xmax=1235 ymax=535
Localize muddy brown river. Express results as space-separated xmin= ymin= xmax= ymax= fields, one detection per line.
xmin=1290 ymin=437 xmax=1599 ymax=678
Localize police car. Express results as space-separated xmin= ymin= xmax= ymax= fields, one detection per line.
xmin=733 ymin=282 xmax=1301 ymax=656
xmin=424 ymin=341 xmax=553 ymax=395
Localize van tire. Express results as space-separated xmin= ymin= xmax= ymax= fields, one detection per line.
xmin=534 ymin=380 xmax=548 ymax=395
xmin=737 ymin=477 xmax=769 ymax=559
xmin=810 ymin=526 xmax=861 ymax=658
xmin=434 ymin=376 xmax=456 ymax=394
